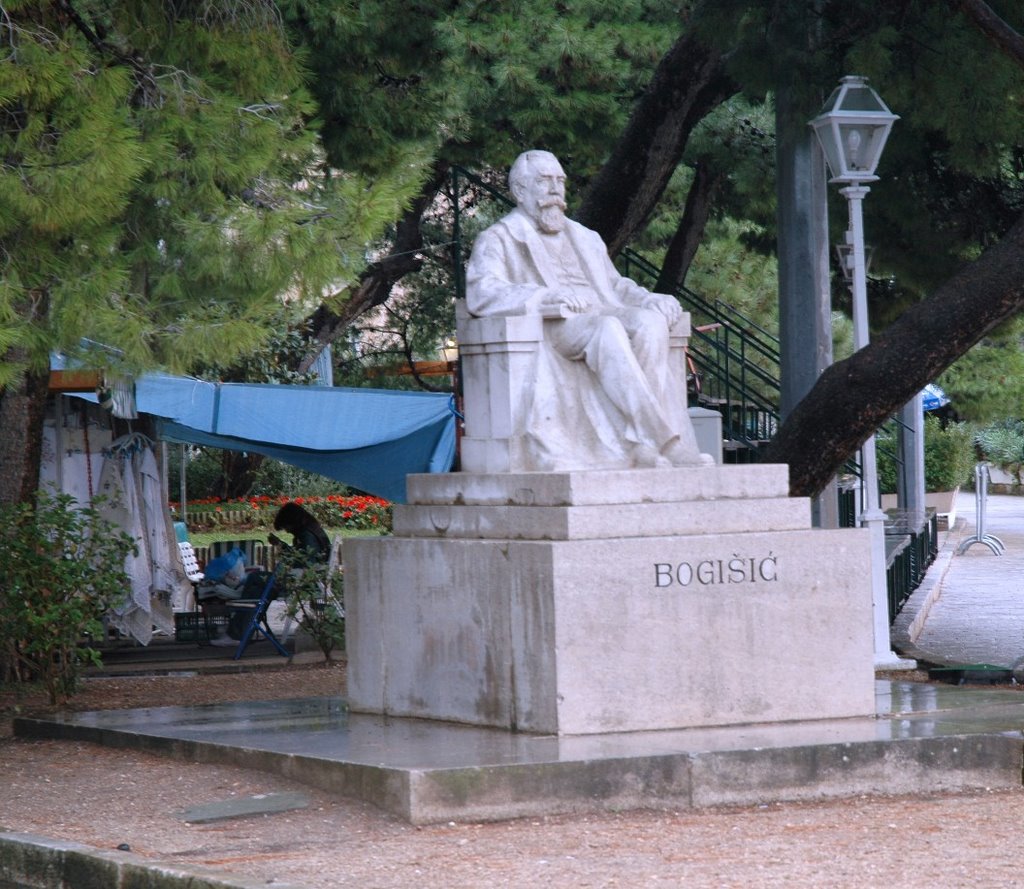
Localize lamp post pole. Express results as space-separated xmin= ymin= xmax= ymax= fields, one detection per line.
xmin=810 ymin=75 xmax=911 ymax=670
xmin=841 ymin=184 xmax=900 ymax=666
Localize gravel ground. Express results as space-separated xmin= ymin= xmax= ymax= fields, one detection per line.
xmin=3 ymin=662 xmax=1024 ymax=888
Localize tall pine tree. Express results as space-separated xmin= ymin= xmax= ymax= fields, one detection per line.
xmin=0 ymin=0 xmax=423 ymax=503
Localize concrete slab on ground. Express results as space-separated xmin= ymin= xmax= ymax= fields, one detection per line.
xmin=178 ymin=791 xmax=311 ymax=824
xmin=14 ymin=680 xmax=1024 ymax=825
xmin=895 ymin=491 xmax=1024 ymax=670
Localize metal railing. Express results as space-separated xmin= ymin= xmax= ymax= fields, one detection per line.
xmin=617 ymin=250 xmax=780 ymax=452
xmin=885 ymin=509 xmax=939 ymax=622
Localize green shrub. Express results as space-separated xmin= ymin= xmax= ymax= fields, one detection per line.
xmin=168 ymin=448 xmax=353 ymax=503
xmin=878 ymin=415 xmax=975 ymax=494
xmin=0 ymin=489 xmax=137 ymax=704
xmin=975 ymin=419 xmax=1024 ymax=486
xmin=249 ymin=461 xmax=351 ymax=499
xmin=924 ymin=417 xmax=976 ymax=492
xmin=277 ymin=547 xmax=345 ymax=662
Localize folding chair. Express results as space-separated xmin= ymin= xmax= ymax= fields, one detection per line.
xmin=228 ymin=568 xmax=291 ymax=660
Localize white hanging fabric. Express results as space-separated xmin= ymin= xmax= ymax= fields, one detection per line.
xmin=137 ymin=445 xmax=192 ymax=612
xmin=95 ymin=433 xmax=188 ymax=644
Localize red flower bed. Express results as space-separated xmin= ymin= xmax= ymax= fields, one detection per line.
xmin=170 ymin=494 xmax=392 ymax=532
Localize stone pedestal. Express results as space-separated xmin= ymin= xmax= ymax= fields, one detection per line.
xmin=346 ymin=465 xmax=877 ymax=735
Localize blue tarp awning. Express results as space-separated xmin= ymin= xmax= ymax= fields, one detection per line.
xmin=71 ymin=373 xmax=456 ymax=503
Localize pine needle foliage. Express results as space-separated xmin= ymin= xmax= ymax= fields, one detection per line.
xmin=0 ymin=0 xmax=422 ymax=381
xmin=285 ymin=0 xmax=685 ymax=184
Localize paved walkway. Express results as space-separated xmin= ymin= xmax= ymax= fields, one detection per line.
xmin=12 ymin=489 xmax=1024 ymax=886
xmin=896 ymin=488 xmax=1024 ymax=670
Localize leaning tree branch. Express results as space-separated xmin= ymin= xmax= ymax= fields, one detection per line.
xmin=56 ymin=0 xmax=162 ymax=105
xmin=298 ymin=160 xmax=451 ymax=374
xmin=655 ymin=158 xmax=724 ymax=294
xmin=952 ymin=0 xmax=1024 ymax=68
xmin=761 ymin=209 xmax=1024 ymax=497
xmin=764 ymin=0 xmax=1024 ymax=498
xmin=576 ymin=24 xmax=737 ymax=256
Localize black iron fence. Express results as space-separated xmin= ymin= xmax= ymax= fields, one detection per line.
xmin=885 ymin=508 xmax=939 ymax=622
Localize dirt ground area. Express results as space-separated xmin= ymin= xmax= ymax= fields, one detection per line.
xmin=3 ymin=662 xmax=1024 ymax=888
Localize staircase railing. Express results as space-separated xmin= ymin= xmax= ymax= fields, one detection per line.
xmin=617 ymin=250 xmax=780 ymax=452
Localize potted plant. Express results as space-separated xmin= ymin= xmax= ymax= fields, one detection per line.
xmin=879 ymin=416 xmax=975 ymax=525
xmin=975 ymin=419 xmax=1024 ymax=492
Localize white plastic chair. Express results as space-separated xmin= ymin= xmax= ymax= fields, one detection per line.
xmin=178 ymin=541 xmax=204 ymax=585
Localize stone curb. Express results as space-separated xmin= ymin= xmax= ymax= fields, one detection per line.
xmin=890 ymin=518 xmax=967 ymax=666
xmin=0 ymin=831 xmax=311 ymax=889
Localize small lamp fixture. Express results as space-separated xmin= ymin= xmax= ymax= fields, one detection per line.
xmin=834 ymin=239 xmax=875 ymax=284
xmin=440 ymin=336 xmax=459 ymax=365
xmin=810 ymin=76 xmax=899 ymax=183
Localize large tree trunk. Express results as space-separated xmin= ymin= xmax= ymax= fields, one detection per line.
xmin=0 ymin=367 xmax=50 ymax=507
xmin=761 ymin=210 xmax=1024 ymax=497
xmin=953 ymin=0 xmax=1024 ymax=66
xmin=655 ymin=159 xmax=723 ymax=294
xmin=299 ymin=161 xmax=451 ymax=373
xmin=575 ymin=29 xmax=736 ymax=257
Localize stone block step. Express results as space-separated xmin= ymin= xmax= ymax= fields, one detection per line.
xmin=405 ymin=464 xmax=790 ymax=507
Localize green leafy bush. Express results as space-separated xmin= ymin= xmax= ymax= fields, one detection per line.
xmin=0 ymin=490 xmax=137 ymax=704
xmin=878 ymin=416 xmax=976 ymax=494
xmin=168 ymin=449 xmax=354 ymax=504
xmin=975 ymin=419 xmax=1024 ymax=486
xmin=276 ymin=548 xmax=345 ymax=662
xmin=924 ymin=418 xmax=976 ymax=492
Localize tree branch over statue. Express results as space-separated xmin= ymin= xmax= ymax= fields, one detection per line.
xmin=762 ymin=211 xmax=1024 ymax=496
xmin=301 ymin=8 xmax=737 ymax=360
xmin=763 ymin=2 xmax=1024 ymax=497
xmin=953 ymin=0 xmax=1024 ymax=67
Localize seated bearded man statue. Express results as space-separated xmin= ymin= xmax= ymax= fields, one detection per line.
xmin=465 ymin=149 xmax=712 ymax=471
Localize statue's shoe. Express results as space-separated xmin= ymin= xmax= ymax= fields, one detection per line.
xmin=631 ymin=443 xmax=672 ymax=468
xmin=662 ymin=438 xmax=714 ymax=467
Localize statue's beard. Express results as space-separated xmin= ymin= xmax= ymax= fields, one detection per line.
xmin=534 ymin=200 xmax=567 ymax=233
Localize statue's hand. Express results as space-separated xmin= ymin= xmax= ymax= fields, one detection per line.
xmin=644 ymin=293 xmax=682 ymax=326
xmin=544 ymin=287 xmax=592 ymax=314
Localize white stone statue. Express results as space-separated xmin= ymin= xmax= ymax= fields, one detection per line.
xmin=464 ymin=149 xmax=711 ymax=471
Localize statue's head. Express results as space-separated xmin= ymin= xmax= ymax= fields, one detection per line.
xmin=509 ymin=150 xmax=567 ymax=233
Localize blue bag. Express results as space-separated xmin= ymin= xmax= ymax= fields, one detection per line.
xmin=203 ymin=546 xmax=246 ymax=584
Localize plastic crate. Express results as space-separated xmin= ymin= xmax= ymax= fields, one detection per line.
xmin=174 ymin=611 xmax=228 ymax=643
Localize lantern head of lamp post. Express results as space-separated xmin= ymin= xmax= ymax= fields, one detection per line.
xmin=810 ymin=76 xmax=899 ymax=184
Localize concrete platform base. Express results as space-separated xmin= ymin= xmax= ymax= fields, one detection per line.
xmin=14 ymin=680 xmax=1024 ymax=825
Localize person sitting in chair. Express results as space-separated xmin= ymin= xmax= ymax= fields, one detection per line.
xmin=268 ymin=502 xmax=331 ymax=563
xmin=228 ymin=503 xmax=330 ymax=640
